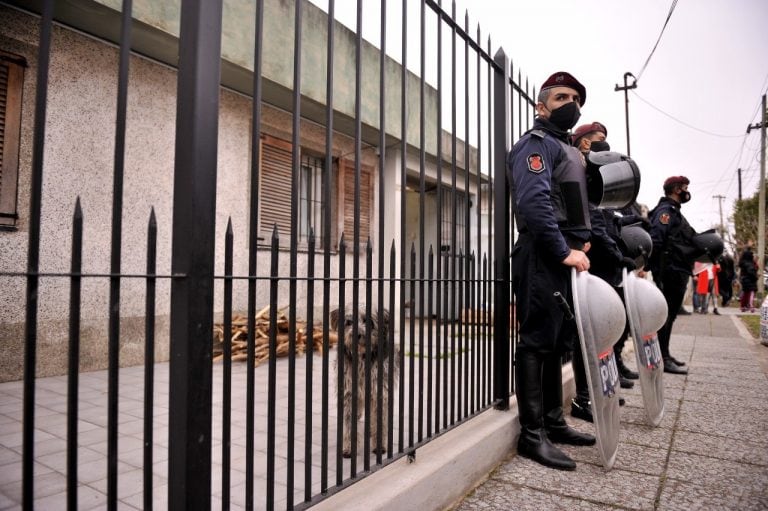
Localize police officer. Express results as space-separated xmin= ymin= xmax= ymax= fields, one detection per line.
xmin=648 ymin=176 xmax=697 ymax=375
xmin=568 ymin=123 xmax=639 ymax=422
xmin=508 ymin=71 xmax=595 ymax=471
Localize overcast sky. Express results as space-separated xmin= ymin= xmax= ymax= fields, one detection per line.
xmin=309 ymin=0 xmax=768 ymax=247
xmin=463 ymin=0 xmax=768 ymax=244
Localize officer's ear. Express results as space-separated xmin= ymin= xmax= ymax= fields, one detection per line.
xmin=535 ymin=101 xmax=548 ymax=117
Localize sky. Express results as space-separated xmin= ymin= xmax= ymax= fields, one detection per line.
xmin=308 ymin=0 xmax=768 ymax=248
xmin=462 ymin=0 xmax=768 ymax=246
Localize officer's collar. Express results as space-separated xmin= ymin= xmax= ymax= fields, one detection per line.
xmin=534 ymin=117 xmax=571 ymax=142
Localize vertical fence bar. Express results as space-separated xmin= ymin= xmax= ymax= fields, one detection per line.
xmin=417 ymin=0 xmax=427 ymax=447
xmin=426 ymin=246 xmax=434 ymax=437
xmin=246 ymin=0 xmax=265 ymax=508
xmin=321 ymin=0 xmax=335 ymax=493
xmin=167 ymin=0 xmax=223 ymax=508
xmin=66 ymin=198 xmax=83 ymax=511
xmin=481 ymin=254 xmax=487 ymax=406
xmin=267 ymin=227 xmax=279 ymax=510
xmin=485 ymin=36 xmax=493 ymax=407
xmin=463 ymin=10 xmax=470 ymax=420
xmin=492 ymin=48 xmax=510 ymax=410
xmin=222 ymin=219 xmax=233 ymax=510
xmin=397 ymin=0 xmax=407 ymax=455
xmin=305 ymin=231 xmax=316 ymax=502
xmin=336 ymin=237 xmax=346 ymax=484
xmin=22 ymin=0 xmax=52 ymax=504
xmin=474 ymin=23 xmax=482 ymax=415
xmin=363 ymin=241 xmax=373 ymax=471
xmin=287 ymin=0 xmax=304 ymax=504
xmin=457 ymin=250 xmax=465 ymax=419
xmin=408 ymin=244 xmax=415 ymax=448
xmin=375 ymin=0 xmax=387 ymax=468
xmin=350 ymin=0 xmax=364 ymax=475
xmin=143 ymin=209 xmax=157 ymax=511
xmin=387 ymin=241 xmax=396 ymax=456
xmin=449 ymin=0 xmax=458 ymax=427
xmin=434 ymin=0 xmax=444 ymax=436
xmin=106 ymin=1 xmax=132 ymax=506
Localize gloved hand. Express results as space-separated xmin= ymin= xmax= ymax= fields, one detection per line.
xmin=621 ymin=256 xmax=637 ymax=270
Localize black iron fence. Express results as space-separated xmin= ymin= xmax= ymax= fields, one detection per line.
xmin=2 ymin=0 xmax=536 ymax=509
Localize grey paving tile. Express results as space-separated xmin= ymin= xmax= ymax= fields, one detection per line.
xmin=683 ymin=388 xmax=763 ymax=410
xmin=659 ymin=476 xmax=768 ymax=511
xmin=494 ymin=456 xmax=659 ymax=509
xmin=676 ymin=401 xmax=768 ymax=444
xmin=673 ymin=430 xmax=768 ymax=466
xmin=619 ymin=401 xmax=678 ymax=429
xmin=666 ymin=451 xmax=768 ymax=494
xmin=562 ymin=441 xmax=667 ymax=477
xmin=620 ymin=421 xmax=674 ymax=449
xmin=453 ymin=478 xmax=620 ymax=510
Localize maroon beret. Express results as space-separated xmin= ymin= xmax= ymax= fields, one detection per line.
xmin=663 ymin=175 xmax=690 ymax=192
xmin=571 ymin=122 xmax=607 ymax=145
xmin=540 ymin=71 xmax=586 ymax=106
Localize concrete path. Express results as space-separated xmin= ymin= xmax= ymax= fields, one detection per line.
xmin=451 ymin=307 xmax=768 ymax=511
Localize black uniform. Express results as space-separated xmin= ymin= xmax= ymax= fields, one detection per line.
xmin=509 ymin=118 xmax=591 ymax=354
xmin=648 ymin=196 xmax=698 ymax=361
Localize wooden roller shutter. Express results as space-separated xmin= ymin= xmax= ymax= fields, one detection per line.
xmin=340 ymin=158 xmax=372 ymax=249
xmin=0 ymin=52 xmax=25 ymax=229
xmin=259 ymin=135 xmax=294 ymax=247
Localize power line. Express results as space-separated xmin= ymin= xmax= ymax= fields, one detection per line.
xmin=630 ymin=91 xmax=746 ymax=138
xmin=635 ymin=0 xmax=679 ymax=82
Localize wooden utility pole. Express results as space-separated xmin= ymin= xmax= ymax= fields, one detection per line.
xmin=747 ymin=94 xmax=767 ymax=297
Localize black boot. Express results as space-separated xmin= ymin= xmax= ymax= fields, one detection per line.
xmin=616 ymin=355 xmax=639 ymax=380
xmin=619 ymin=374 xmax=635 ymax=389
xmin=543 ymin=354 xmax=596 ymax=447
xmin=515 ymin=351 xmax=576 ymax=471
xmin=570 ymin=347 xmax=593 ymax=423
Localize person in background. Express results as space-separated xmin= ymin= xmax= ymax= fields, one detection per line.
xmin=717 ymin=253 xmax=735 ymax=307
xmin=648 ymin=176 xmax=699 ymax=375
xmin=695 ymin=261 xmax=720 ymax=314
xmin=739 ymin=243 xmax=758 ymax=313
xmin=568 ymin=122 xmax=637 ymax=424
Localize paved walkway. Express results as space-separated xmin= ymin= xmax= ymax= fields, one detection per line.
xmin=452 ymin=307 xmax=768 ymax=510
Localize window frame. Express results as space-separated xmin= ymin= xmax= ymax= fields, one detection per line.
xmin=0 ymin=51 xmax=27 ymax=231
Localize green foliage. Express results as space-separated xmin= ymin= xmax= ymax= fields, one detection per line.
xmin=732 ymin=182 xmax=768 ymax=250
xmin=740 ymin=314 xmax=760 ymax=339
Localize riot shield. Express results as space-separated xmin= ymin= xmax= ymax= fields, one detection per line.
xmin=571 ymin=268 xmax=626 ymax=470
xmin=622 ymin=269 xmax=668 ymax=426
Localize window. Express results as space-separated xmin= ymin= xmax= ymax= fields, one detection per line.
xmin=298 ymin=153 xmax=325 ymax=245
xmin=340 ymin=158 xmax=372 ymax=250
xmin=0 ymin=52 xmax=26 ymax=230
xmin=259 ymin=135 xmax=333 ymax=249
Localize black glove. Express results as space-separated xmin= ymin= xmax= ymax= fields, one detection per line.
xmin=621 ymin=256 xmax=637 ymax=270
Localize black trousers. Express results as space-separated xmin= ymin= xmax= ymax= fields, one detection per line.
xmin=653 ymin=269 xmax=689 ymax=359
xmin=512 ymin=234 xmax=574 ymax=355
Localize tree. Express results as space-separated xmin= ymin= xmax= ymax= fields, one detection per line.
xmin=732 ymin=182 xmax=768 ymax=253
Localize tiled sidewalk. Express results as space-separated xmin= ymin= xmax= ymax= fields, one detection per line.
xmin=453 ymin=309 xmax=768 ymax=510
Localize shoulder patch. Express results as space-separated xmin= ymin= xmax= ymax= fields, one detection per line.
xmin=660 ymin=212 xmax=670 ymax=225
xmin=527 ymin=153 xmax=545 ymax=173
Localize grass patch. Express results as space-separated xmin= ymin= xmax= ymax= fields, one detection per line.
xmin=740 ymin=314 xmax=761 ymax=339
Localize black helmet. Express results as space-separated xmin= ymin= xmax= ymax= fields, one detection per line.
xmin=620 ymin=223 xmax=653 ymax=267
xmin=586 ymin=151 xmax=641 ymax=209
xmin=692 ymin=230 xmax=724 ymax=263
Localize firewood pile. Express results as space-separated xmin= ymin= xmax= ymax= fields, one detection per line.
xmin=213 ymin=305 xmax=338 ymax=365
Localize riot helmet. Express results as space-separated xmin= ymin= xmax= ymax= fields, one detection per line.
xmin=692 ymin=230 xmax=724 ymax=263
xmin=586 ymin=151 xmax=641 ymax=209
xmin=620 ymin=223 xmax=653 ymax=268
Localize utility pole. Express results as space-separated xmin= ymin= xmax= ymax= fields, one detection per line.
xmin=737 ymin=168 xmax=743 ymax=201
xmin=713 ymin=194 xmax=726 ymax=238
xmin=747 ymin=93 xmax=767 ymax=297
xmin=614 ymin=72 xmax=637 ymax=157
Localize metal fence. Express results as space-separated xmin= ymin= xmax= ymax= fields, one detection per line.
xmin=6 ymin=0 xmax=536 ymax=509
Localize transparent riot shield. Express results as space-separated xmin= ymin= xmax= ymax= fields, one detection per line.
xmin=622 ymin=269 xmax=668 ymax=426
xmin=571 ymin=268 xmax=626 ymax=470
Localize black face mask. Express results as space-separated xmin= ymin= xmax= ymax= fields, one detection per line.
xmin=679 ymin=190 xmax=691 ymax=203
xmin=589 ymin=140 xmax=611 ymax=152
xmin=547 ymin=101 xmax=581 ymax=131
